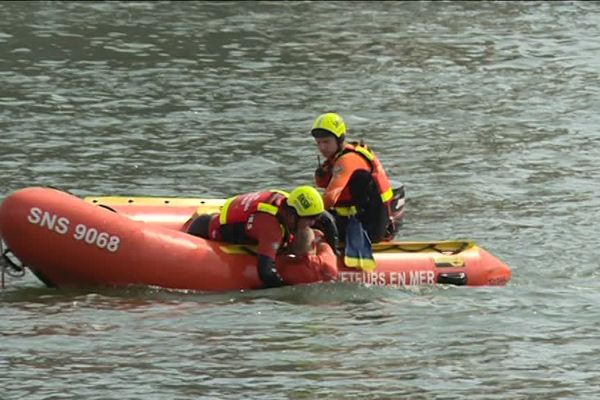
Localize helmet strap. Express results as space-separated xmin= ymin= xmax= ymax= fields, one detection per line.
xmin=281 ymin=203 xmax=299 ymax=231
xmin=336 ymin=135 xmax=345 ymax=150
xmin=334 ymin=138 xmax=345 ymax=158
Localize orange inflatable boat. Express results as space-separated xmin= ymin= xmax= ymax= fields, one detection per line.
xmin=0 ymin=187 xmax=511 ymax=291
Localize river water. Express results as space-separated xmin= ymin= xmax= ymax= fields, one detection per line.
xmin=1 ymin=1 xmax=599 ymax=399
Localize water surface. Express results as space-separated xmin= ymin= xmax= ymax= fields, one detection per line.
xmin=1 ymin=2 xmax=600 ymax=399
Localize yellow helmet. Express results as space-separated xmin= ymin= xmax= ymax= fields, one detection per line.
xmin=311 ymin=112 xmax=346 ymax=139
xmin=287 ymin=185 xmax=324 ymax=217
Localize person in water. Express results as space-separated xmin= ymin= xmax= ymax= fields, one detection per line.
xmin=186 ymin=185 xmax=338 ymax=288
xmin=311 ymin=112 xmax=397 ymax=243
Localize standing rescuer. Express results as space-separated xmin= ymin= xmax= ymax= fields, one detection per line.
xmin=311 ymin=112 xmax=396 ymax=245
xmin=186 ymin=185 xmax=337 ymax=288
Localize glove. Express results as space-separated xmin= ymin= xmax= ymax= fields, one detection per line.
xmin=257 ymin=254 xmax=285 ymax=288
xmin=314 ymin=211 xmax=340 ymax=256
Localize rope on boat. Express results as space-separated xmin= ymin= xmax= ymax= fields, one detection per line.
xmin=372 ymin=241 xmax=471 ymax=254
xmin=0 ymin=240 xmax=26 ymax=289
xmin=46 ymin=185 xmax=73 ymax=194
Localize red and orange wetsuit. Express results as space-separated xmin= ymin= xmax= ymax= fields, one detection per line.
xmin=192 ymin=190 xmax=337 ymax=288
xmin=205 ymin=191 xmax=290 ymax=261
xmin=315 ymin=142 xmax=394 ymax=242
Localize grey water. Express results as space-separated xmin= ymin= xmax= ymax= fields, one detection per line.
xmin=1 ymin=1 xmax=600 ymax=399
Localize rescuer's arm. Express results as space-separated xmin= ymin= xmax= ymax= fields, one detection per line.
xmin=249 ymin=213 xmax=285 ymax=288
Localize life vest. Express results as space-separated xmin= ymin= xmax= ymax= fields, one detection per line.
xmin=218 ymin=190 xmax=292 ymax=244
xmin=320 ymin=142 xmax=393 ymax=216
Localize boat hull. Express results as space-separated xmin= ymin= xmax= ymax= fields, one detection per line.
xmin=0 ymin=187 xmax=511 ymax=290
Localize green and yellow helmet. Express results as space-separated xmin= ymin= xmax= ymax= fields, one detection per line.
xmin=311 ymin=112 xmax=346 ymax=139
xmin=287 ymin=186 xmax=324 ymax=217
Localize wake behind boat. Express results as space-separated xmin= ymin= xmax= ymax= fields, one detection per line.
xmin=0 ymin=187 xmax=511 ymax=291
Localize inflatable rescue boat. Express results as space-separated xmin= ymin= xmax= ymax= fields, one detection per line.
xmin=0 ymin=187 xmax=511 ymax=291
